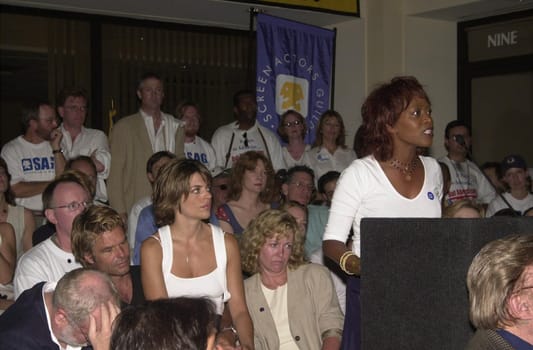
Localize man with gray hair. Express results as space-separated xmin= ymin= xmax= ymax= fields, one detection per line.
xmin=466 ymin=234 xmax=533 ymax=349
xmin=0 ymin=268 xmax=120 ymax=350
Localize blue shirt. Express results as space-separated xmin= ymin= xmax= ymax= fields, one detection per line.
xmin=133 ymin=204 xmax=157 ymax=265
xmin=497 ymin=329 xmax=533 ymax=350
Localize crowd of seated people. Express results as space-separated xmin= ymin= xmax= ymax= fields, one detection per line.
xmin=1 ymin=72 xmax=532 ymax=349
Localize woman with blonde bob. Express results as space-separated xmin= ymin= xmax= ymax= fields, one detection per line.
xmin=141 ymin=158 xmax=254 ymax=350
xmin=241 ymin=209 xmax=343 ymax=349
xmin=442 ymin=199 xmax=485 ymax=218
xmin=466 ymin=234 xmax=533 ymax=349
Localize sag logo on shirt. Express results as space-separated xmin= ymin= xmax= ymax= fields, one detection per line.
xmin=21 ymin=157 xmax=55 ymax=172
xmin=316 ymin=153 xmax=331 ymax=162
xmin=186 ymin=152 xmax=208 ymax=164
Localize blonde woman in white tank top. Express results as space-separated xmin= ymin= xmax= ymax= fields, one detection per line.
xmin=140 ymin=159 xmax=254 ymax=350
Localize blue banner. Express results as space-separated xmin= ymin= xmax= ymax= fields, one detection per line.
xmin=256 ymin=13 xmax=335 ymax=145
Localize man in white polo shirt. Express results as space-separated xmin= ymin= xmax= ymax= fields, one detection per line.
xmin=14 ymin=172 xmax=90 ymax=298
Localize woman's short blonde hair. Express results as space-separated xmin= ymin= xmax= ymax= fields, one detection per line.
xmin=442 ymin=199 xmax=485 ymax=218
xmin=467 ymin=234 xmax=533 ymax=329
xmin=240 ymin=209 xmax=306 ymax=274
xmin=153 ymin=158 xmax=212 ymax=227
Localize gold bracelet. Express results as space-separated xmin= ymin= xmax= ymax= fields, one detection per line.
xmin=345 ymin=254 xmax=357 ymax=275
xmin=339 ymin=251 xmax=350 ymax=270
xmin=339 ymin=251 xmax=356 ymax=275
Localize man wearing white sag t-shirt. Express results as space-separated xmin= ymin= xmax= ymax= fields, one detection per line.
xmin=1 ymin=101 xmax=66 ymax=215
xmin=175 ymin=101 xmax=216 ymax=172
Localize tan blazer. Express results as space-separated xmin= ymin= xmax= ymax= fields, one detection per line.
xmin=107 ymin=112 xmax=184 ymax=214
xmin=465 ymin=329 xmax=516 ymax=350
xmin=244 ymin=263 xmax=343 ymax=349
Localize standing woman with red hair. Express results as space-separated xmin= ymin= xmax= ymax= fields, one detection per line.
xmin=322 ymin=76 xmax=443 ymax=350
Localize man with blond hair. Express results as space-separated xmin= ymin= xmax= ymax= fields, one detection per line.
xmin=466 ymin=234 xmax=533 ymax=349
xmin=71 ymin=205 xmax=144 ymax=306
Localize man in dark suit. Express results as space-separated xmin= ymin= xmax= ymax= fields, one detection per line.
xmin=0 ymin=268 xmax=119 ymax=350
xmin=466 ymin=234 xmax=533 ymax=349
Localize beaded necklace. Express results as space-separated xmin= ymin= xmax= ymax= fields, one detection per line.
xmin=390 ymin=158 xmax=418 ymax=181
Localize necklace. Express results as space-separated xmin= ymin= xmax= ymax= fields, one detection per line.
xmin=390 ymin=158 xmax=418 ymax=181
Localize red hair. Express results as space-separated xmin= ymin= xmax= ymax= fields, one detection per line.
xmin=360 ymin=76 xmax=430 ymax=161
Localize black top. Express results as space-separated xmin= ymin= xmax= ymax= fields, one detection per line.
xmin=120 ymin=265 xmax=145 ymax=309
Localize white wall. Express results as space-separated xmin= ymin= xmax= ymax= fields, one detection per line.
xmin=356 ymin=0 xmax=460 ymax=157
xmin=404 ymin=16 xmax=457 ymax=157
xmin=328 ymin=18 xmax=366 ymax=149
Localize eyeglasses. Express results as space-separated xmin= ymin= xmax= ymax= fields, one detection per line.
xmin=243 ymin=132 xmax=249 ymax=147
xmin=51 ymin=201 xmax=90 ymax=212
xmin=283 ymin=120 xmax=302 ymax=128
xmin=64 ymin=105 xmax=88 ymax=112
xmin=290 ymin=181 xmax=314 ymax=192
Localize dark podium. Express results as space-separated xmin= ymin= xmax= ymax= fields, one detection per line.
xmin=360 ymin=217 xmax=533 ymax=350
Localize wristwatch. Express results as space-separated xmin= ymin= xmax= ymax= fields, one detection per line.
xmin=52 ymin=148 xmax=63 ymax=154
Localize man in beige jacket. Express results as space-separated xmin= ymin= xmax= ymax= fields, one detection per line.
xmin=108 ymin=73 xmax=184 ymax=220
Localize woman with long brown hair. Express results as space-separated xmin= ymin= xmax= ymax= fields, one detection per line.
xmin=308 ymin=110 xmax=356 ymax=182
xmin=216 ymin=151 xmax=275 ymax=239
xmin=141 ymin=158 xmax=254 ymax=349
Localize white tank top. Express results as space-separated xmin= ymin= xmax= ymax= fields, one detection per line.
xmin=158 ymin=224 xmax=230 ymax=314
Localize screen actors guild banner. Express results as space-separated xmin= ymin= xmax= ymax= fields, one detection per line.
xmin=256 ymin=13 xmax=335 ymax=145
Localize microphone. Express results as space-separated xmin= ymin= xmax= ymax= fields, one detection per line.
xmin=453 ymin=135 xmax=467 ymax=148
